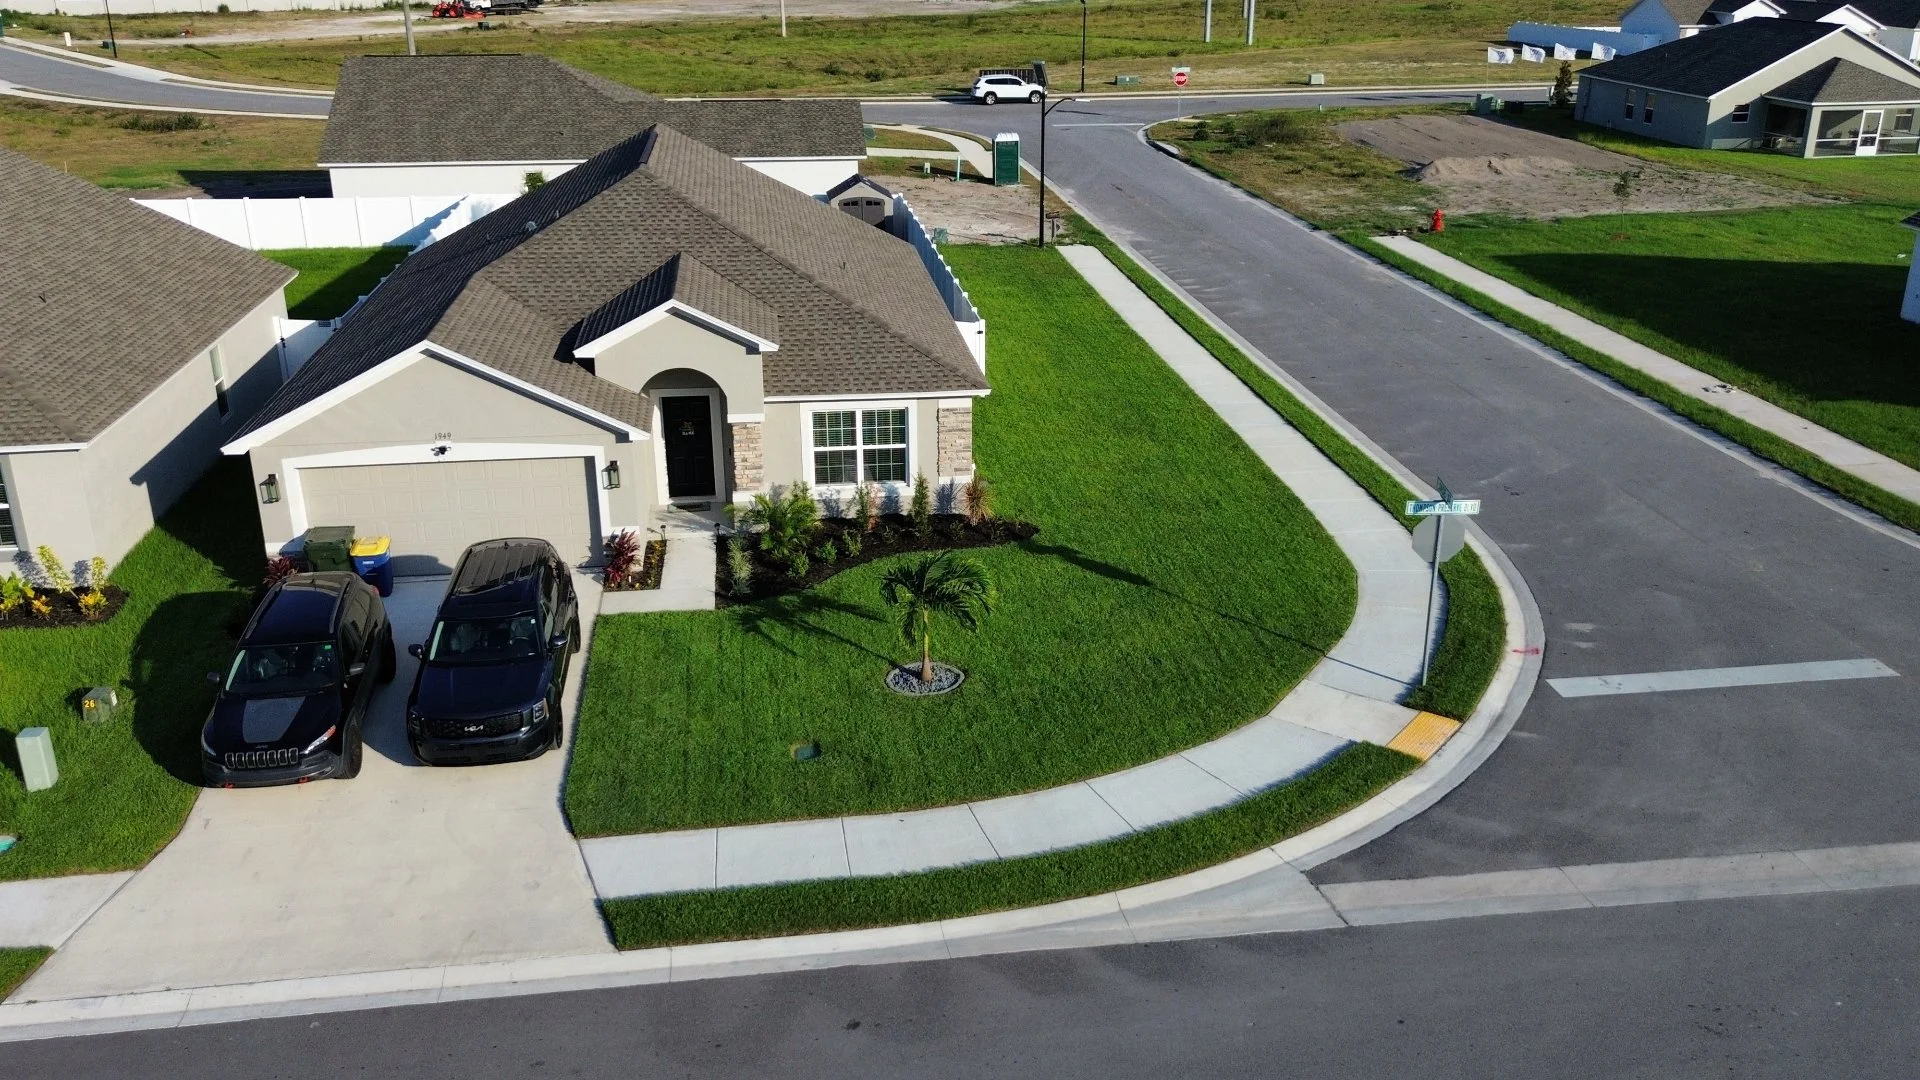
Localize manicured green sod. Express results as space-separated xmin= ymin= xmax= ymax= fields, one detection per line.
xmin=601 ymin=741 xmax=1417 ymax=950
xmin=0 ymin=948 xmax=52 ymax=1000
xmin=566 ymin=244 xmax=1357 ymax=836
xmin=0 ymin=460 xmax=264 ymax=882
xmin=265 ymin=246 xmax=409 ymax=320
xmin=1422 ymin=205 xmax=1920 ymax=471
xmin=1066 ymin=220 xmax=1507 ymax=721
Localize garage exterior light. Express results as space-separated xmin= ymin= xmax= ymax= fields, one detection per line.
xmin=259 ymin=473 xmax=280 ymax=505
xmin=602 ymin=461 xmax=621 ymax=490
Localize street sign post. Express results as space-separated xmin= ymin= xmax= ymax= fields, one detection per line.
xmin=1172 ymin=67 xmax=1190 ymax=86
xmin=1406 ymin=480 xmax=1480 ymax=687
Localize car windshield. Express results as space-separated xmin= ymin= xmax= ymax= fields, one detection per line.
xmin=427 ymin=615 xmax=542 ymax=663
xmin=226 ymin=642 xmax=340 ymax=695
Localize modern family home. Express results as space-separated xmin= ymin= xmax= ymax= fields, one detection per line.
xmin=319 ymin=55 xmax=867 ymax=198
xmin=223 ymin=125 xmax=988 ymax=575
xmin=1575 ymin=18 xmax=1920 ymax=154
xmin=1516 ymin=0 xmax=1920 ymax=57
xmin=0 ymin=148 xmax=293 ymax=572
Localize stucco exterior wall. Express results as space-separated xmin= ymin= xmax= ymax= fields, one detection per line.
xmin=593 ymin=313 xmax=765 ymax=415
xmin=4 ymin=290 xmax=285 ymax=571
xmin=760 ymin=395 xmax=980 ymax=510
xmin=1904 ymin=232 xmax=1920 ymax=323
xmin=240 ymin=351 xmax=647 ymax=552
xmin=1576 ymin=77 xmax=1714 ymax=146
xmin=740 ymin=157 xmax=863 ymax=196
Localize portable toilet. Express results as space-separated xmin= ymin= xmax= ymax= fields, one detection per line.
xmin=993 ymin=133 xmax=1021 ymax=187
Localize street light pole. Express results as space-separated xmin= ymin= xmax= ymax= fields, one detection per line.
xmin=102 ymin=0 xmax=119 ymax=59
xmin=401 ymin=0 xmax=416 ymax=56
xmin=1079 ymin=0 xmax=1088 ymax=93
xmin=1038 ymin=95 xmax=1071 ymax=247
xmin=1204 ymin=0 xmax=1212 ymax=43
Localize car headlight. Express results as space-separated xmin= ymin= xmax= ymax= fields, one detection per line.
xmin=303 ymin=726 xmax=338 ymax=755
xmin=406 ymin=708 xmax=423 ymax=732
xmin=528 ymin=701 xmax=548 ymax=724
xmin=201 ymin=719 xmax=218 ymax=758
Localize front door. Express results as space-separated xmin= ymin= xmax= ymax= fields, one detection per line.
xmin=1860 ymin=111 xmax=1884 ymax=156
xmin=660 ymin=395 xmax=716 ymax=500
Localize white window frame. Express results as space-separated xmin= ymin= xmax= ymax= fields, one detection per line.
xmin=805 ymin=403 xmax=914 ymax=493
xmin=1731 ymin=102 xmax=1752 ymax=123
xmin=1644 ymin=92 xmax=1657 ymax=123
xmin=0 ymin=458 xmax=16 ymax=552
xmin=1623 ymin=88 xmax=1637 ymax=119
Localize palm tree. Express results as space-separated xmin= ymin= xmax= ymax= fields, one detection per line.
xmin=879 ymin=553 xmax=995 ymax=684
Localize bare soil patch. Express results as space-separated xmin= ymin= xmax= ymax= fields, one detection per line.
xmin=878 ymin=173 xmax=1045 ymax=245
xmin=1338 ymin=113 xmax=1820 ymax=218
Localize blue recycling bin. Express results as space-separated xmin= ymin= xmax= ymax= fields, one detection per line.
xmin=351 ymin=535 xmax=394 ymax=597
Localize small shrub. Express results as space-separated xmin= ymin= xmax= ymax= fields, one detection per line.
xmin=523 ymin=170 xmax=546 ymax=193
xmin=79 ymin=589 xmax=109 ymax=621
xmin=36 ymin=545 xmax=74 ymax=596
xmin=817 ymin=539 xmax=840 ymax=564
xmin=263 ymin=555 xmax=298 ymax=588
xmin=910 ymin=474 xmax=932 ymax=541
xmin=29 ymin=593 xmax=53 ymax=619
xmin=603 ymin=529 xmax=641 ymax=587
xmin=0 ymin=576 xmax=29 ymax=619
xmin=821 ymin=60 xmax=846 ymax=76
xmin=863 ymin=69 xmax=887 ymax=82
xmin=742 ymin=483 xmax=821 ymax=567
xmin=961 ymin=472 xmax=995 ymax=525
xmin=88 ymin=555 xmax=109 ymax=589
xmin=1551 ymin=60 xmax=1575 ymax=109
xmin=120 ymin=112 xmax=206 ymax=133
xmin=217 ymin=2 xmax=230 ymax=11
xmin=1190 ymin=119 xmax=1210 ymax=141
xmin=854 ymin=480 xmax=880 ymax=532
xmin=726 ymin=536 xmax=754 ymax=597
xmin=788 ymin=551 xmax=811 ymax=578
xmin=842 ymin=532 xmax=863 ymax=559
xmin=1241 ymin=111 xmax=1312 ymax=148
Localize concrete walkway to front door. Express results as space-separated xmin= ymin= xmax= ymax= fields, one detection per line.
xmin=15 ymin=575 xmax=613 ymax=1002
xmin=599 ymin=507 xmax=719 ymax=614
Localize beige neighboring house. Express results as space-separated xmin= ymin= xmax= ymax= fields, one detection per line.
xmin=224 ymin=125 xmax=988 ymax=576
xmin=319 ymin=55 xmax=867 ymax=198
xmin=0 ymin=148 xmax=293 ymax=574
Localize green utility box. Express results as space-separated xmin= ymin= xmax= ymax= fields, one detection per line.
xmin=302 ymin=525 xmax=357 ymax=572
xmin=993 ymin=133 xmax=1021 ymax=187
xmin=1114 ymin=74 xmax=1141 ymax=87
xmin=18 ymin=728 xmax=57 ymax=792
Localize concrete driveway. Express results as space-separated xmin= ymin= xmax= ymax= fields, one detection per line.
xmin=17 ymin=575 xmax=612 ymax=1002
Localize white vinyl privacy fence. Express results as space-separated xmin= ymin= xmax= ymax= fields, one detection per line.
xmin=133 ymin=194 xmax=513 ymax=251
xmin=894 ymin=193 xmax=987 ymax=369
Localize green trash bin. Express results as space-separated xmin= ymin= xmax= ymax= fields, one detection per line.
xmin=302 ymin=525 xmax=357 ymax=572
xmin=993 ymin=133 xmax=1021 ymax=187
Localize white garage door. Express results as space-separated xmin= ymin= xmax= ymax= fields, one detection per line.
xmin=300 ymin=457 xmax=599 ymax=575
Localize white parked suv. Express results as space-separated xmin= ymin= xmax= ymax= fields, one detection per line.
xmin=971 ymin=73 xmax=1045 ymax=105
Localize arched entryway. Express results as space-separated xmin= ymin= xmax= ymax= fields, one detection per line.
xmin=645 ymin=369 xmax=727 ymax=506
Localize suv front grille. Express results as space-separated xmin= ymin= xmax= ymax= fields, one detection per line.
xmin=423 ymin=712 xmax=526 ymax=740
xmin=224 ymin=747 xmax=301 ymax=770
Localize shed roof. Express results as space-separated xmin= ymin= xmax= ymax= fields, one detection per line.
xmin=1766 ymin=55 xmax=1920 ymax=99
xmin=0 ymin=148 xmax=293 ymax=447
xmin=237 ymin=125 xmax=984 ymax=444
xmin=318 ymin=55 xmax=865 ymax=165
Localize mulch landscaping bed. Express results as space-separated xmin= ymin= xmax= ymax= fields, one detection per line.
xmin=606 ymin=538 xmax=666 ymax=593
xmin=715 ymin=514 xmax=1038 ymax=606
xmin=0 ymin=586 xmax=131 ymax=630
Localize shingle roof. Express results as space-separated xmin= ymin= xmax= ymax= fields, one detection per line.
xmin=1766 ymin=55 xmax=1920 ymax=99
xmin=1653 ymin=0 xmax=1727 ymax=25
xmin=1580 ymin=17 xmax=1850 ymax=96
xmin=0 ymin=148 xmax=293 ymax=447
xmin=577 ymin=253 xmax=780 ymax=347
xmin=1776 ymin=0 xmax=1877 ymax=22
xmin=237 ymin=125 xmax=983 ymax=441
xmin=1902 ymin=209 xmax=1920 ymax=228
xmin=825 ymin=174 xmax=895 ymax=199
xmin=1847 ymin=0 xmax=1920 ymax=26
xmin=318 ymin=55 xmax=865 ymax=165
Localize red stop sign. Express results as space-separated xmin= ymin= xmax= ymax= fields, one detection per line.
xmin=1173 ymin=70 xmax=1189 ymax=87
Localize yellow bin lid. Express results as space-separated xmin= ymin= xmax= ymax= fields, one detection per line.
xmin=350 ymin=536 xmax=391 ymax=556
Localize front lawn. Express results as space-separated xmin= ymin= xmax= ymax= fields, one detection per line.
xmin=0 ymin=948 xmax=51 ymax=1000
xmin=566 ymin=244 xmax=1357 ymax=836
xmin=264 ymin=246 xmax=410 ymax=320
xmin=0 ymin=460 xmax=264 ymax=882
xmin=1424 ymin=204 xmax=1920 ymax=470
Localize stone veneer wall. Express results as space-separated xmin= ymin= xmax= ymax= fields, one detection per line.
xmin=936 ymin=406 xmax=973 ymax=477
xmin=729 ymin=421 xmax=764 ymax=493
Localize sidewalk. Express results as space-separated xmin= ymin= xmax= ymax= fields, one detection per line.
xmin=867 ymin=125 xmax=993 ymax=175
xmin=1377 ymin=236 xmax=1920 ymax=507
xmin=599 ymin=507 xmax=719 ymax=614
xmin=579 ymin=245 xmax=1446 ymax=901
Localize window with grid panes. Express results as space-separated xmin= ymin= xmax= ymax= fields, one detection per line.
xmin=811 ymin=408 xmax=909 ymax=484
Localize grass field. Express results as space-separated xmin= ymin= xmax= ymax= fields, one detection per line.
xmin=5 ymin=0 xmax=1609 ymax=94
xmin=0 ymin=948 xmax=52 ymax=1000
xmin=565 ymin=242 xmax=1358 ymax=836
xmin=867 ymin=127 xmax=958 ymax=151
xmin=0 ymin=460 xmax=264 ymax=882
xmin=1425 ymin=204 xmax=1920 ymax=471
xmin=264 ymin=246 xmax=410 ymax=319
xmin=600 ymin=741 xmax=1415 ymax=949
xmin=0 ymin=98 xmax=322 ymax=192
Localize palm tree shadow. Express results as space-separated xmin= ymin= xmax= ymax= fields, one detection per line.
xmin=731 ymin=592 xmax=892 ymax=663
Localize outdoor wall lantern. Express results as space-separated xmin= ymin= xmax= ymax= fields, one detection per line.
xmin=258 ymin=473 xmax=280 ymax=505
xmin=602 ymin=461 xmax=621 ymax=490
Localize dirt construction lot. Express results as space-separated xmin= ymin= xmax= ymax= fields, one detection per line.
xmin=1338 ymin=113 xmax=1820 ymax=218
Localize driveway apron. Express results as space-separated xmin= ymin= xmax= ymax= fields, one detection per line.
xmin=18 ymin=576 xmax=611 ymax=1002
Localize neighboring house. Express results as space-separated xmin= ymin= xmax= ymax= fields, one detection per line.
xmin=824 ymin=174 xmax=898 ymax=229
xmin=1620 ymin=0 xmax=1789 ymax=42
xmin=223 ymin=125 xmax=989 ymax=576
xmin=1902 ymin=210 xmax=1920 ymax=323
xmin=319 ymin=55 xmax=866 ymax=198
xmin=1575 ymin=18 xmax=1920 ymax=154
xmin=1521 ymin=0 xmax=1920 ymax=55
xmin=0 ymin=149 xmax=293 ymax=572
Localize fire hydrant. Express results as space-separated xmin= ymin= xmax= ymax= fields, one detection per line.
xmin=1431 ymin=208 xmax=1446 ymax=233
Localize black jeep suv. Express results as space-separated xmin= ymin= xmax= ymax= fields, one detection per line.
xmin=202 ymin=572 xmax=394 ymax=787
xmin=406 ymin=538 xmax=580 ymax=766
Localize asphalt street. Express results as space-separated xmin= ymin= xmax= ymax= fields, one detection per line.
xmin=866 ymin=94 xmax=1920 ymax=881
xmin=6 ymin=887 xmax=1918 ymax=1077
xmin=0 ymin=42 xmax=329 ymax=115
